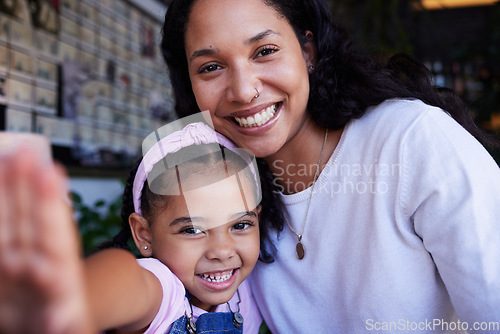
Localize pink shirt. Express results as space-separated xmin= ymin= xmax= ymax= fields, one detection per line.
xmin=138 ymin=258 xmax=262 ymax=334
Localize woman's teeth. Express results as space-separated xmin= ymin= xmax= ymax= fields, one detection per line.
xmin=234 ymin=104 xmax=277 ymax=128
xmin=198 ymin=270 xmax=234 ymax=283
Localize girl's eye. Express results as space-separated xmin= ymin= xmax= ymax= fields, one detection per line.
xmin=199 ymin=63 xmax=220 ymax=73
xmin=232 ymin=221 xmax=255 ymax=231
xmin=256 ymin=46 xmax=279 ymax=58
xmin=180 ymin=226 xmax=204 ymax=235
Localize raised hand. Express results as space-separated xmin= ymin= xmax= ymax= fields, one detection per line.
xmin=0 ymin=147 xmax=94 ymax=334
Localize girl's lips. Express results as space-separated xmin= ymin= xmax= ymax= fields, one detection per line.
xmin=196 ymin=268 xmax=239 ymax=291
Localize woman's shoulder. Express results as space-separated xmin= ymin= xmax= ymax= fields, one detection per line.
xmin=353 ymin=98 xmax=463 ymax=142
xmin=365 ymin=98 xmax=441 ymax=124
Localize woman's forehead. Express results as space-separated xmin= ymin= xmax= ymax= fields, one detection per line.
xmin=186 ymin=0 xmax=283 ymax=35
xmin=185 ymin=0 xmax=291 ymax=56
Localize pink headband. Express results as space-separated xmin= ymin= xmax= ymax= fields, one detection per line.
xmin=132 ymin=122 xmax=254 ymax=215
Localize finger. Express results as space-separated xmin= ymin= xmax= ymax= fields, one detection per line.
xmin=10 ymin=149 xmax=37 ymax=252
xmin=36 ymin=165 xmax=79 ymax=261
xmin=0 ymin=160 xmax=11 ymax=257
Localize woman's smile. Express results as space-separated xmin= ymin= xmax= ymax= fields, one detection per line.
xmin=233 ymin=102 xmax=280 ymax=128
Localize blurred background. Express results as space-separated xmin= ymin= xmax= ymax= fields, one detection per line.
xmin=0 ymin=0 xmax=499 ymax=253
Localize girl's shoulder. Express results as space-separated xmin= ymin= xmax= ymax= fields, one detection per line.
xmin=136 ymin=258 xmax=186 ymax=333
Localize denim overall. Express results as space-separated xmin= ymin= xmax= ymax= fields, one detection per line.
xmin=168 ymin=312 xmax=243 ymax=334
xmin=168 ymin=292 xmax=244 ymax=334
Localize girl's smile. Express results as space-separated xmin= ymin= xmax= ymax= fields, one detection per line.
xmin=196 ymin=268 xmax=239 ymax=291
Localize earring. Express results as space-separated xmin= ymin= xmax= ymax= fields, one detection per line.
xmin=144 ymin=246 xmax=148 ymax=250
xmin=308 ymin=65 xmax=315 ymax=73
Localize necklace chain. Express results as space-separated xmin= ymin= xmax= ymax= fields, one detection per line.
xmin=284 ymin=128 xmax=328 ymax=259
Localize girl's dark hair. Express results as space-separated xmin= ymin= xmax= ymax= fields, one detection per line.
xmin=97 ymin=144 xmax=283 ymax=263
xmin=160 ymin=0 xmax=497 ymax=147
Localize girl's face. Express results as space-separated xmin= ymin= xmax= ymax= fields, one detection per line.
xmin=185 ymin=0 xmax=315 ymax=158
xmin=150 ymin=174 xmax=260 ymax=311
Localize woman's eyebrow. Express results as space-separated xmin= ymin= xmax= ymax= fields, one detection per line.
xmin=245 ymin=29 xmax=280 ymax=45
xmin=190 ymin=48 xmax=220 ymax=62
xmin=189 ymin=29 xmax=280 ymax=62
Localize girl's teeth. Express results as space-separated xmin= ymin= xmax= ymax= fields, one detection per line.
xmin=234 ymin=104 xmax=277 ymax=128
xmin=198 ymin=270 xmax=234 ymax=283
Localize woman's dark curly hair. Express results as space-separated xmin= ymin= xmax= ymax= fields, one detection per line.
xmin=160 ymin=0 xmax=496 ymax=147
xmin=159 ymin=0 xmax=497 ymax=246
xmin=96 ymin=145 xmax=283 ymax=263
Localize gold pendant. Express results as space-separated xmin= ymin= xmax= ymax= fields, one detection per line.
xmin=296 ymin=234 xmax=305 ymax=260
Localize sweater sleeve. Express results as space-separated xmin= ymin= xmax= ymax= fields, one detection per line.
xmin=137 ymin=258 xmax=186 ymax=334
xmin=398 ymin=106 xmax=500 ymax=331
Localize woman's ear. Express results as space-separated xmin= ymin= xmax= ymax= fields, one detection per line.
xmin=302 ymin=30 xmax=316 ymax=71
xmin=129 ymin=212 xmax=153 ymax=257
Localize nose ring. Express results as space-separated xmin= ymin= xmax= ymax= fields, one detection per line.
xmin=254 ymin=88 xmax=260 ymax=99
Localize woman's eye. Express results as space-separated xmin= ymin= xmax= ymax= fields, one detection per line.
xmin=199 ymin=64 xmax=220 ymax=73
xmin=256 ymin=46 xmax=279 ymax=58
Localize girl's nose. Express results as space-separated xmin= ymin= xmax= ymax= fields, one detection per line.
xmin=226 ymin=64 xmax=260 ymax=104
xmin=205 ymin=233 xmax=236 ymax=261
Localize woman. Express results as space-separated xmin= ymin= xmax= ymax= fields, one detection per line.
xmin=161 ymin=0 xmax=500 ymax=332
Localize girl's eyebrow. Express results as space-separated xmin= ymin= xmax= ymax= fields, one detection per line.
xmin=231 ymin=210 xmax=258 ymax=221
xmin=169 ymin=216 xmax=199 ymax=226
xmin=189 ymin=29 xmax=280 ymax=62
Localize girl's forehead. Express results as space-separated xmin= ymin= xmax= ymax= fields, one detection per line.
xmin=176 ymin=174 xmax=258 ymax=229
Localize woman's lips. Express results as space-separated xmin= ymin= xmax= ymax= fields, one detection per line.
xmin=234 ymin=103 xmax=279 ymax=128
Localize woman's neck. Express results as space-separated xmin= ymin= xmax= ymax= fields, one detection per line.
xmin=264 ymin=119 xmax=342 ymax=195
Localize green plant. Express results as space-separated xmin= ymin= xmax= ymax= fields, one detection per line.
xmin=71 ymin=191 xmax=123 ymax=255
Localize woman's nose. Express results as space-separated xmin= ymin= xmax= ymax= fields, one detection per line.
xmin=226 ymin=64 xmax=260 ymax=104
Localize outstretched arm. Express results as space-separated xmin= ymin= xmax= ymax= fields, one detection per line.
xmin=0 ymin=147 xmax=93 ymax=334
xmin=0 ymin=148 xmax=162 ymax=333
xmin=85 ymin=248 xmax=163 ymax=332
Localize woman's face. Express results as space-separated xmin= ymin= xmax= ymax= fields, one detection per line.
xmin=185 ymin=0 xmax=314 ymax=158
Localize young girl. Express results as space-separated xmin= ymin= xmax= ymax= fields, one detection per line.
xmin=0 ymin=121 xmax=266 ymax=334
xmin=161 ymin=0 xmax=500 ymax=332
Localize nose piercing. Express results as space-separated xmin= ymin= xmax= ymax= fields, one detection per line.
xmin=254 ymin=88 xmax=260 ymax=99
xmin=249 ymin=88 xmax=260 ymax=103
